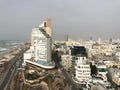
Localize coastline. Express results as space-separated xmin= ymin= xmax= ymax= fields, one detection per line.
xmin=0 ymin=43 xmax=29 ymax=90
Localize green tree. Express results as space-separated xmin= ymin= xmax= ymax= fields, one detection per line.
xmin=90 ymin=64 xmax=97 ymax=76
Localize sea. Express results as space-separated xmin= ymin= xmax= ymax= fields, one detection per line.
xmin=0 ymin=40 xmax=25 ymax=55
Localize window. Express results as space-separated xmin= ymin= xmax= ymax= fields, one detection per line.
xmin=83 ymin=57 xmax=84 ymax=60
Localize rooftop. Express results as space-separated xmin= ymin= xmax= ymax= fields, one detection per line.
xmin=25 ymin=60 xmax=55 ymax=69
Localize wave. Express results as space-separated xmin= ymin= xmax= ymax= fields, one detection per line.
xmin=0 ymin=47 xmax=9 ymax=52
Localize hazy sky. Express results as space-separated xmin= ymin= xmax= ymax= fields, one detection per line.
xmin=0 ymin=0 xmax=120 ymax=41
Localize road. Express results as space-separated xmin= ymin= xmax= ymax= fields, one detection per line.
xmin=0 ymin=49 xmax=25 ymax=90
xmin=57 ymin=62 xmax=83 ymax=90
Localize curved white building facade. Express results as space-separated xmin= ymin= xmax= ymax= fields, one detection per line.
xmin=75 ymin=65 xmax=91 ymax=82
xmin=24 ymin=19 xmax=54 ymax=69
xmin=74 ymin=57 xmax=91 ymax=83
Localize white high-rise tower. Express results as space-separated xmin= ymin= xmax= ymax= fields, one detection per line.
xmin=24 ymin=19 xmax=54 ymax=69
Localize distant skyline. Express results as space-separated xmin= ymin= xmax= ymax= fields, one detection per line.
xmin=0 ymin=0 xmax=120 ymax=41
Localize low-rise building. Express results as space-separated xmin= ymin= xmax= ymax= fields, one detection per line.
xmin=61 ymin=55 xmax=72 ymax=71
xmin=97 ymin=65 xmax=107 ymax=81
xmin=73 ymin=56 xmax=91 ymax=83
xmin=112 ymin=70 xmax=120 ymax=86
xmin=115 ymin=51 xmax=120 ymax=61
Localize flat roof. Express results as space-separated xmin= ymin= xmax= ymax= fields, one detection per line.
xmin=25 ymin=60 xmax=55 ymax=69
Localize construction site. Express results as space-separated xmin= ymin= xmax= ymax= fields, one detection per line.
xmin=7 ymin=63 xmax=70 ymax=90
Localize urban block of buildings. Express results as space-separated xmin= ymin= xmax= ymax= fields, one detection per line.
xmin=55 ymin=38 xmax=120 ymax=89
